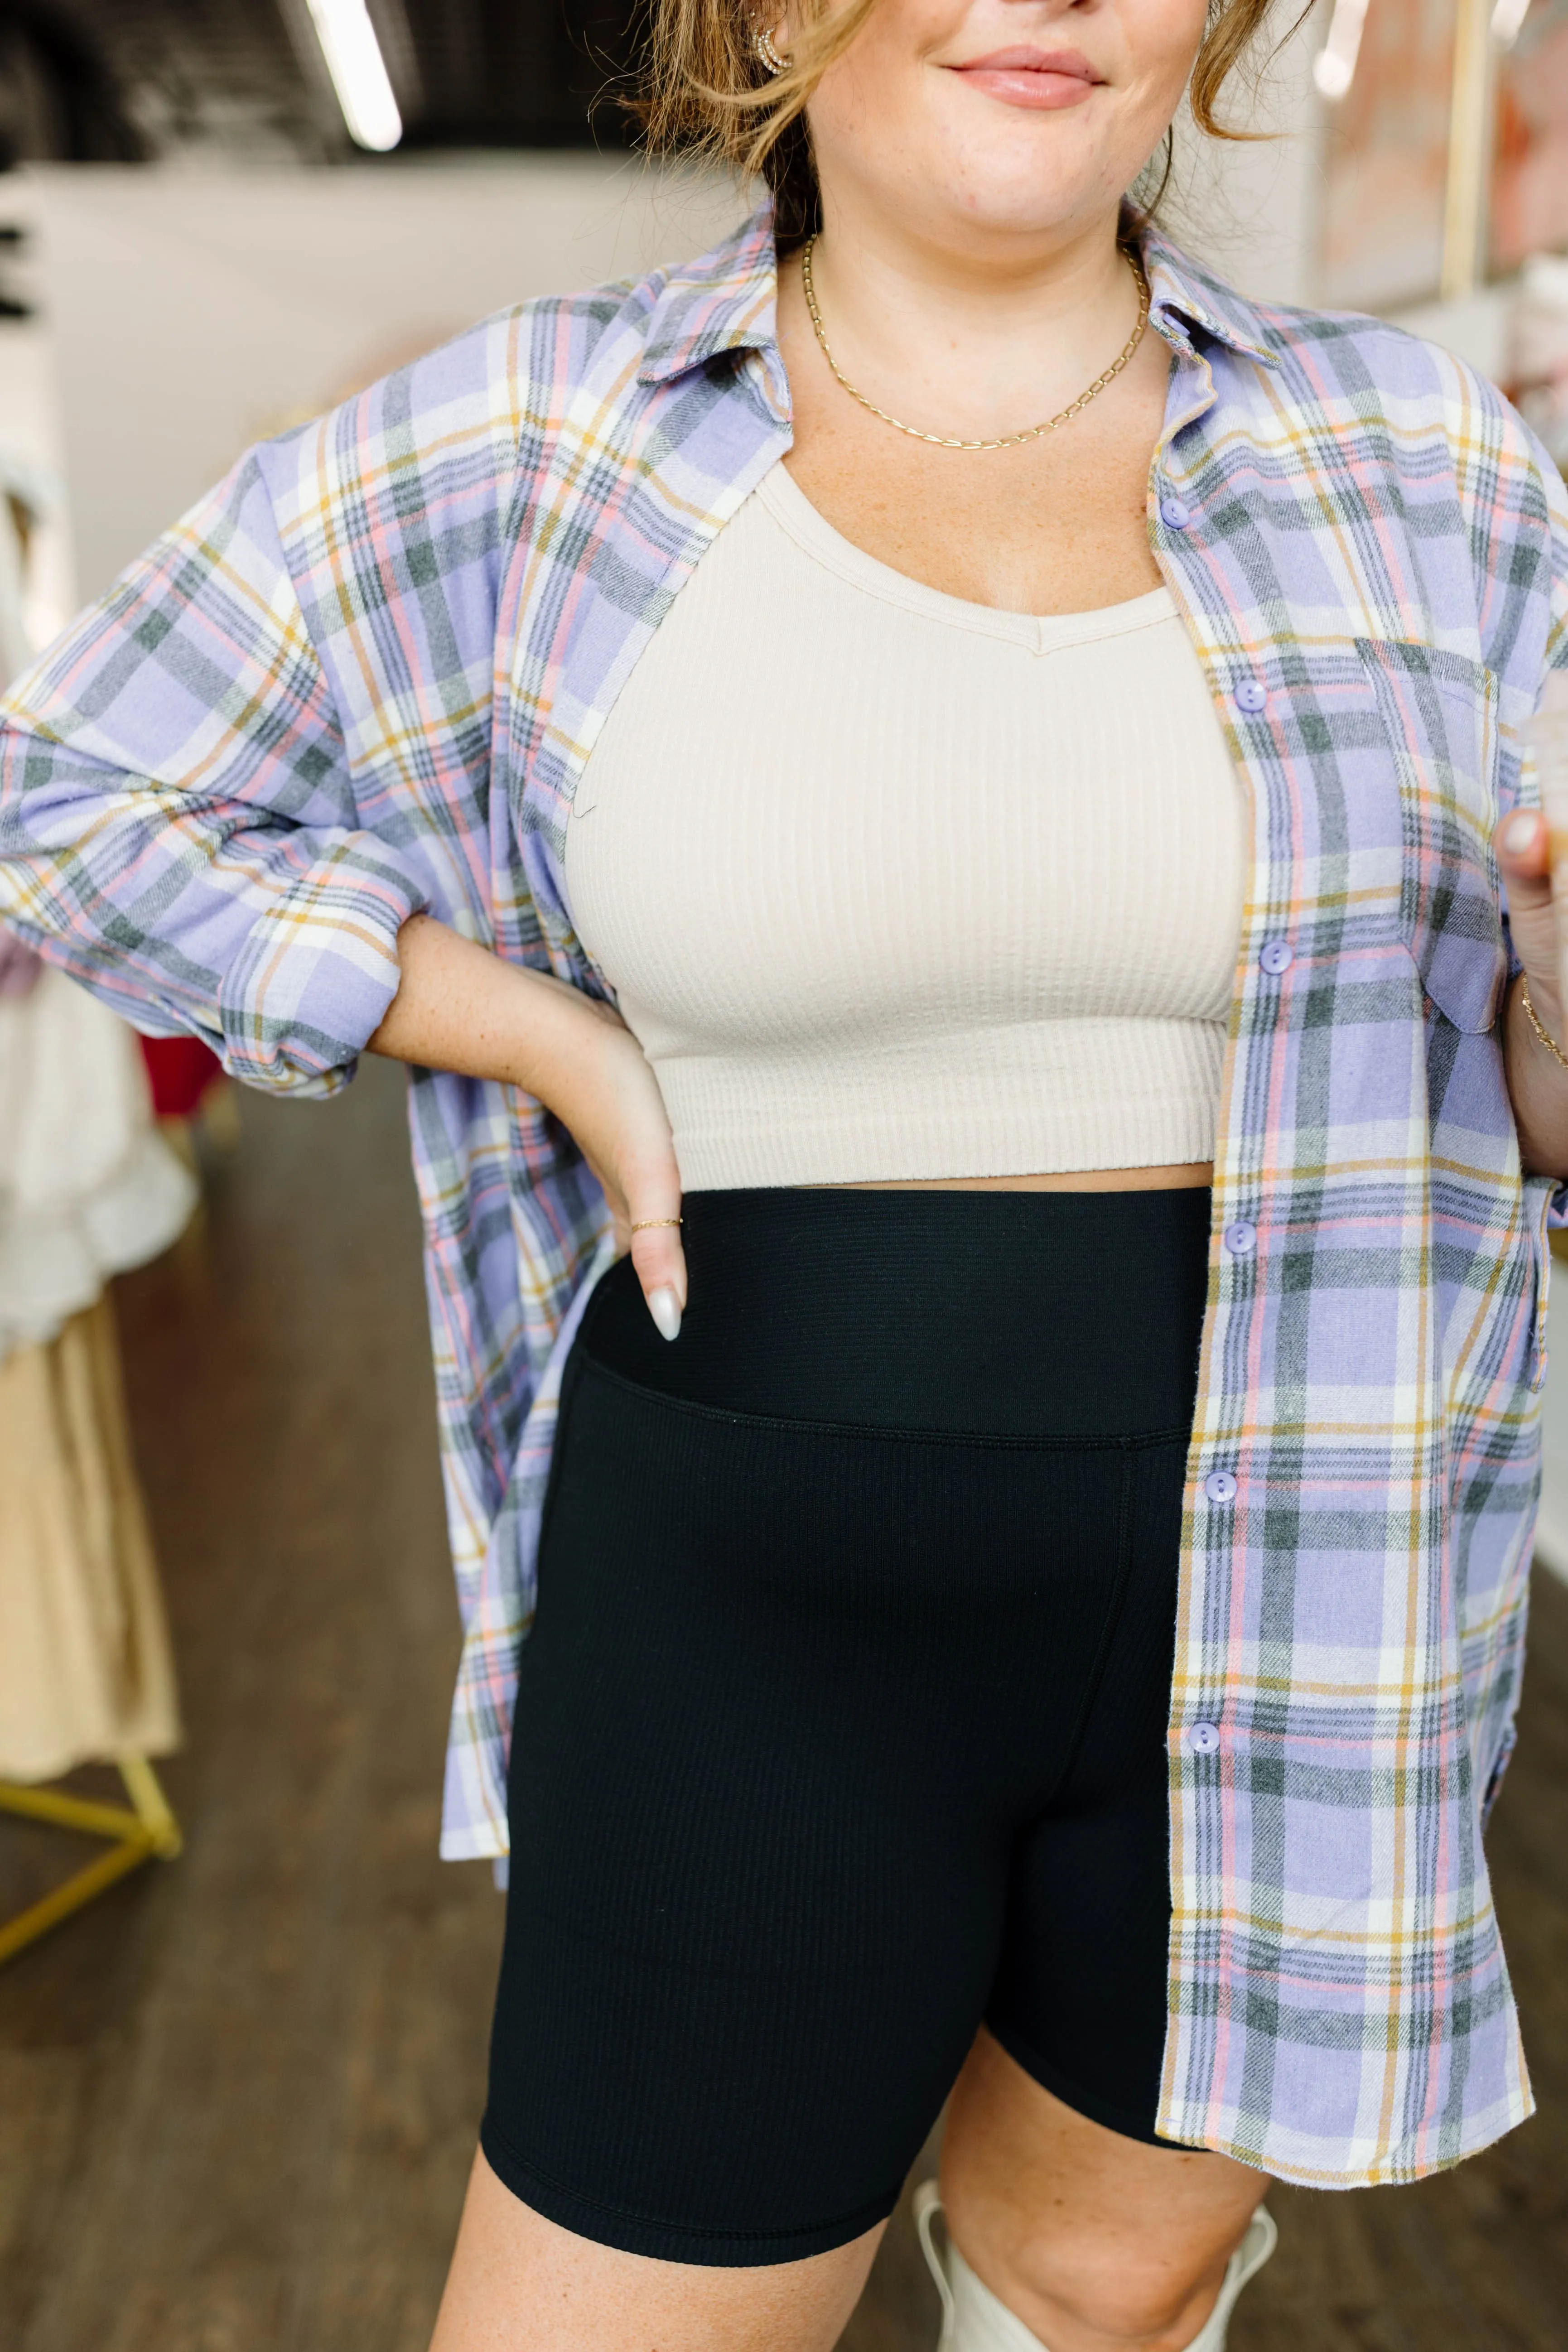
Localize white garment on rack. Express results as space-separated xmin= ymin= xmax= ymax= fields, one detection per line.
xmin=0 ymin=445 xmax=56 ymax=693
xmin=0 ymin=966 xmax=196 ymax=1362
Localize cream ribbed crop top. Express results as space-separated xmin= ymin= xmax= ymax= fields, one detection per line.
xmin=564 ymin=463 xmax=1248 ymax=1191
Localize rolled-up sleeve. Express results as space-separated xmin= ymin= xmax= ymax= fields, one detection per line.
xmin=0 ymin=445 xmax=430 ymax=1097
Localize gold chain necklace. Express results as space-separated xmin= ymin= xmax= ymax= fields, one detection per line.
xmin=799 ymin=235 xmax=1150 ymax=453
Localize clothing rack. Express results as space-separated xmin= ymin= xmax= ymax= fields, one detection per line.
xmin=0 ymin=1756 xmax=181 ymax=1965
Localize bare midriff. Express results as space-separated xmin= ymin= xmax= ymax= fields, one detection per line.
xmin=835 ymin=1162 xmax=1215 ymax=1193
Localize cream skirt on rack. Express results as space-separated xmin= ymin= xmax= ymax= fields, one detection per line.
xmin=0 ymin=1293 xmax=181 ymax=1782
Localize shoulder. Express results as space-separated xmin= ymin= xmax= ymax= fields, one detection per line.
xmin=1226 ymin=289 xmax=1561 ymax=545
xmin=249 ymin=210 xmax=771 ymax=544
xmin=246 ymin=272 xmax=658 ymax=535
xmin=1250 ymin=296 xmax=1530 ymax=457
xmin=1256 ymin=302 xmax=1560 ymax=535
xmin=1276 ymin=304 xmax=1567 ymax=694
xmin=1146 ymin=223 xmax=1524 ymax=460
xmin=1150 ymin=226 xmax=1568 ymax=697
xmin=1196 ymin=249 xmax=1563 ymax=623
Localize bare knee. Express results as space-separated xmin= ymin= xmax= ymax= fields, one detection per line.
xmin=971 ymin=2230 xmax=1230 ymax=2349
xmin=941 ymin=2031 xmax=1266 ymax=2352
xmin=942 ymin=2171 xmax=1235 ymax=2349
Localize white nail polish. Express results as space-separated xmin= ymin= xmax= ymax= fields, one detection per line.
xmin=1504 ymin=810 xmax=1539 ymax=854
xmin=647 ymin=1286 xmax=682 ymax=1342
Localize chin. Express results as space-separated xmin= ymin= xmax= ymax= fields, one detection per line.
xmin=829 ymin=80 xmax=1130 ymax=244
xmin=908 ymin=142 xmax=1119 ymax=243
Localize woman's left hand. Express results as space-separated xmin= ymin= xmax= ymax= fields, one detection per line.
xmin=1495 ymin=807 xmax=1568 ymax=1180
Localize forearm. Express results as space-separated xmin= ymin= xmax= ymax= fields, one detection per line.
xmin=369 ymin=913 xmax=687 ymax=1326
xmin=1505 ymin=969 xmax=1568 ymax=1181
xmin=367 ymin=913 xmax=616 ymax=1100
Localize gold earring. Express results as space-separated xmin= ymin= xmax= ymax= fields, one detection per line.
xmin=753 ymin=25 xmax=788 ymax=73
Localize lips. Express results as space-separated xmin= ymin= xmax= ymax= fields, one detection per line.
xmin=946 ymin=46 xmax=1104 ymax=109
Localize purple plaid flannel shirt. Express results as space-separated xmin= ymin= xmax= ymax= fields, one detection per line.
xmin=3 ymin=205 xmax=1565 ymax=2188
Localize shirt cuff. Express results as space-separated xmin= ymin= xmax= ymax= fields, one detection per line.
xmin=216 ymin=830 xmax=429 ymax=1097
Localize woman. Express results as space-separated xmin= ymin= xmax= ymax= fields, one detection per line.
xmin=3 ymin=0 xmax=1568 ymax=2343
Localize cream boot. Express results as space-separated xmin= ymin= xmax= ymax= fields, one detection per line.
xmin=913 ymin=2182 xmax=1277 ymax=2352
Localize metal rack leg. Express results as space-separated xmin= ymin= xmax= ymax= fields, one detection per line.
xmin=0 ymin=1755 xmax=182 ymax=1965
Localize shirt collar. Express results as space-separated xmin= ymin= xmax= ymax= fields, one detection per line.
xmin=636 ymin=201 xmax=1282 ymax=395
xmin=637 ymin=205 xmax=782 ymax=391
xmin=1134 ymin=215 xmax=1282 ymax=371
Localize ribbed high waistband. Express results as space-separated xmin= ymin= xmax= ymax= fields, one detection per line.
xmin=579 ymin=1186 xmax=1211 ymax=1441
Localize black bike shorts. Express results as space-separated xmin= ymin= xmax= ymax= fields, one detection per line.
xmin=482 ymin=1184 xmax=1208 ymax=2265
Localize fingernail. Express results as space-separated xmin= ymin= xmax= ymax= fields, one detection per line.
xmin=647 ymin=1286 xmax=681 ymax=1343
xmin=1504 ymin=810 xmax=1540 ymax=854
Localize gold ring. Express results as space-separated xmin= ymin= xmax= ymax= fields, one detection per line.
xmin=630 ymin=1216 xmax=683 ymax=1232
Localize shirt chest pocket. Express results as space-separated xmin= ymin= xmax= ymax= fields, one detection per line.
xmin=1356 ymin=638 xmax=1505 ymax=1035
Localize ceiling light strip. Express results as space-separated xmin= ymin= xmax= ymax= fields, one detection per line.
xmin=304 ymin=0 xmax=403 ymax=151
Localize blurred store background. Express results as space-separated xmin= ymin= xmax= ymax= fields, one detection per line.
xmin=0 ymin=5 xmax=1567 ymax=2350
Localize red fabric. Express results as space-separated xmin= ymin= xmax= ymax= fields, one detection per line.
xmin=139 ymin=1033 xmax=224 ymax=1117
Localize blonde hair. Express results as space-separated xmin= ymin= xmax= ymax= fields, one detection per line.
xmin=639 ymin=0 xmax=1288 ymax=247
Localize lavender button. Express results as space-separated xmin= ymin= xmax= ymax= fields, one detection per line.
xmin=1203 ymin=1469 xmax=1238 ymax=1505
xmin=1259 ymin=940 xmax=1293 ymax=975
xmin=1187 ymin=1721 xmax=1222 ymax=1756
xmin=1224 ymin=1220 xmax=1258 ymax=1257
xmin=1234 ymin=678 xmax=1268 ymax=714
xmin=1159 ymin=495 xmax=1192 ymax=529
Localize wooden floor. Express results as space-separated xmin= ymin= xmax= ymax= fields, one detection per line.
xmin=1 ymin=1058 xmax=1566 ymax=2351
